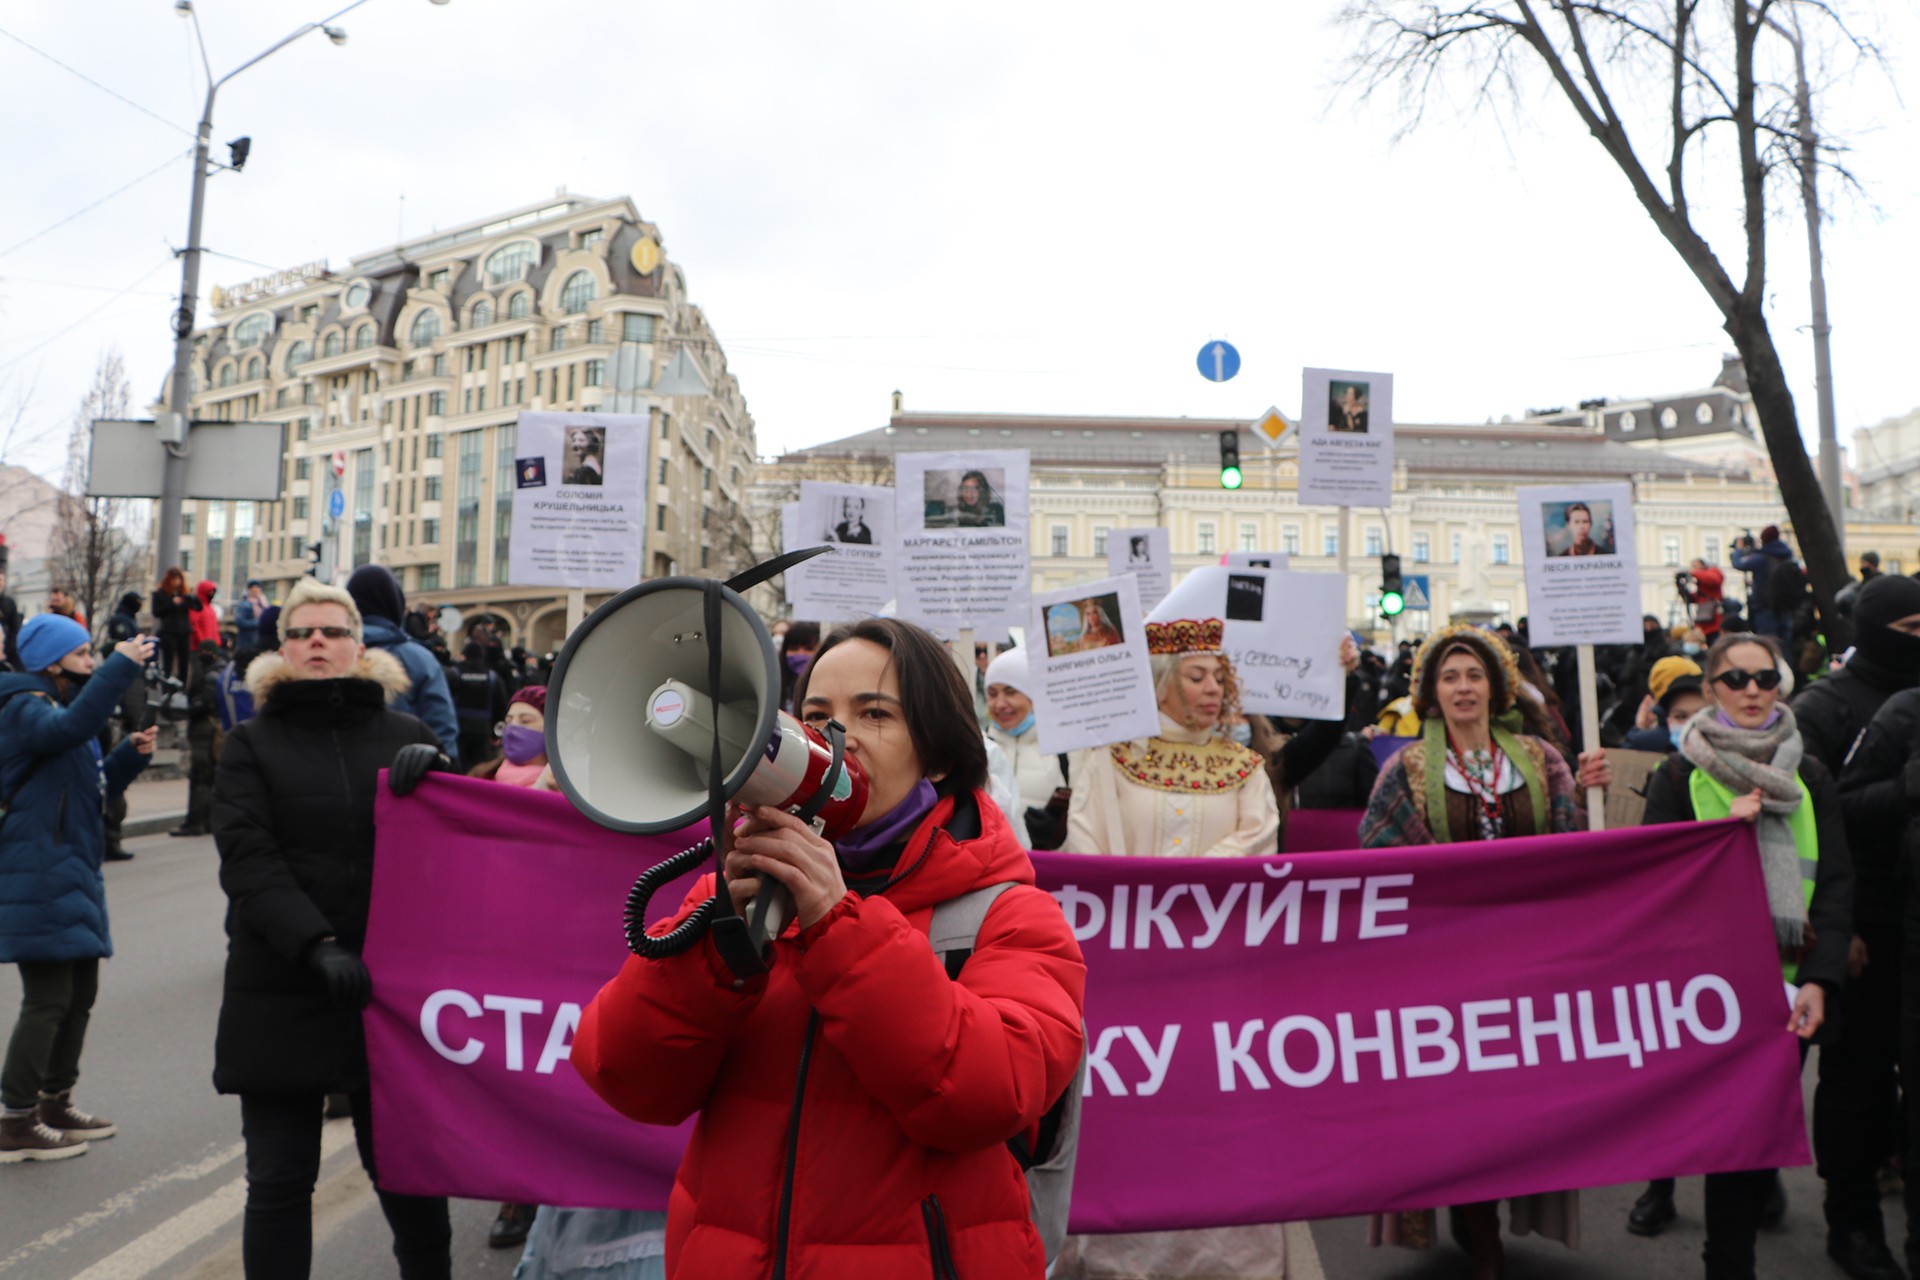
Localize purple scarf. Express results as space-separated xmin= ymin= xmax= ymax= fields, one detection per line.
xmin=835 ymin=778 xmax=939 ymax=872
xmin=1715 ymin=707 xmax=1783 ymax=731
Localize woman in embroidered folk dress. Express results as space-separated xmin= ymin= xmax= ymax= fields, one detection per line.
xmin=1062 ymin=617 xmax=1278 ymax=862
xmin=1056 ymin=615 xmax=1287 ymax=1280
xmin=1359 ymin=625 xmax=1611 ymax=1280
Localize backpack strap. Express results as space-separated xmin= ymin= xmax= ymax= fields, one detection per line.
xmin=928 ymin=882 xmax=1017 ymax=980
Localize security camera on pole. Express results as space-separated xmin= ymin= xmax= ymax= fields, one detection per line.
xmin=153 ymin=0 xmax=453 ymax=577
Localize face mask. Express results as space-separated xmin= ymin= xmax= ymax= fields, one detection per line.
xmin=1007 ymin=711 xmax=1035 ymax=738
xmin=785 ymin=652 xmax=811 ymax=675
xmin=1228 ymin=722 xmax=1253 ymax=746
xmin=1669 ymin=721 xmax=1688 ymax=748
xmin=1682 ymin=642 xmax=1702 ymax=656
xmin=500 ymin=723 xmax=546 ymax=766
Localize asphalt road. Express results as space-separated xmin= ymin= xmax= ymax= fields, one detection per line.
xmin=0 ymin=827 xmax=1896 ymax=1278
xmin=0 ymin=830 xmax=518 ymax=1280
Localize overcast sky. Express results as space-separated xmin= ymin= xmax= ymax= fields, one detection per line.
xmin=1 ymin=0 xmax=1914 ymax=484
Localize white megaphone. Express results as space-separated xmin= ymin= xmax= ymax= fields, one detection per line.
xmin=545 ymin=572 xmax=868 ymax=975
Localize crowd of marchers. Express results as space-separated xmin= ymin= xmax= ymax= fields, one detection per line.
xmin=2 ymin=523 xmax=1920 ymax=1280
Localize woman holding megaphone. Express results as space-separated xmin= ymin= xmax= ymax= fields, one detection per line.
xmin=571 ymin=617 xmax=1086 ymax=1280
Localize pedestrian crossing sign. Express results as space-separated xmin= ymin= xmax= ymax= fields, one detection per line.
xmin=1402 ymin=575 xmax=1431 ymax=611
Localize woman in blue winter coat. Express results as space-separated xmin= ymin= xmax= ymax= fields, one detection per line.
xmin=0 ymin=617 xmax=155 ymax=1163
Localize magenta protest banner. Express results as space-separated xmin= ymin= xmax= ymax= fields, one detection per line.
xmin=364 ymin=775 xmax=1808 ymax=1230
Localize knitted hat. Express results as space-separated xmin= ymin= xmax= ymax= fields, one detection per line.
xmin=508 ymin=685 xmax=547 ymax=715
xmin=1647 ymin=655 xmax=1704 ymax=708
xmin=346 ymin=563 xmax=407 ymax=625
xmin=18 ymin=614 xmax=92 ymax=672
xmin=983 ymin=646 xmax=1030 ymax=695
xmin=1409 ymin=624 xmax=1520 ymax=718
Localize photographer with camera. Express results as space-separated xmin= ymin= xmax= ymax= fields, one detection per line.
xmin=1678 ymin=557 xmax=1725 ymax=639
xmin=0 ymin=618 xmax=155 ymax=1163
xmin=571 ymin=617 xmax=1086 ymax=1280
xmin=1733 ymin=526 xmax=1800 ymax=648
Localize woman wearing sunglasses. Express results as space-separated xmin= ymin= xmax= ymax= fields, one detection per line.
xmin=210 ymin=579 xmax=455 ymax=1279
xmin=1639 ymin=630 xmax=1852 ymax=1280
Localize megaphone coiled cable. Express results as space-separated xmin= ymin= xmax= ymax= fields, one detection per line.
xmin=622 ymin=837 xmax=720 ymax=959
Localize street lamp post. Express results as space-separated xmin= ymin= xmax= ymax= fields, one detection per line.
xmin=154 ymin=0 xmax=449 ymax=577
xmin=1767 ymin=8 xmax=1845 ymax=541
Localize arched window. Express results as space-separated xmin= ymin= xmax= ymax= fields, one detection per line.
xmin=559 ymin=271 xmax=596 ymax=314
xmin=232 ymin=314 xmax=270 ymax=349
xmin=410 ymin=310 xmax=441 ymax=347
xmin=353 ymin=324 xmax=374 ymax=350
xmin=322 ymin=331 xmax=343 ymax=358
xmin=285 ymin=340 xmax=310 ymax=372
xmin=217 ymin=363 xmax=236 ymax=387
xmin=485 ymin=241 xmax=536 ymax=285
xmin=507 ymin=291 xmax=530 ymax=320
xmin=470 ymin=299 xmax=493 ymax=328
xmin=245 ymin=355 xmax=262 ymax=381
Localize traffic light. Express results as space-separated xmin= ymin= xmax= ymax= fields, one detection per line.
xmin=227 ymin=136 xmax=252 ymax=171
xmin=1379 ymin=553 xmax=1405 ymax=618
xmin=306 ymin=540 xmax=324 ymax=578
xmin=1218 ymin=429 xmax=1242 ymax=490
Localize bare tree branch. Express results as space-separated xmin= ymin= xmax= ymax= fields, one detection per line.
xmin=1331 ymin=0 xmax=1887 ymax=647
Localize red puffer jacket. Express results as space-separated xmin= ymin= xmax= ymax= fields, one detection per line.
xmin=191 ymin=580 xmax=221 ymax=647
xmin=573 ymin=789 xmax=1086 ymax=1280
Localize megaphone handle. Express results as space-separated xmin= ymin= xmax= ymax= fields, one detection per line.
xmin=745 ymin=885 xmax=794 ymax=950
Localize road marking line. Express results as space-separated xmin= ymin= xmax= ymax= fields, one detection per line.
xmin=1285 ymin=1221 xmax=1326 ymax=1280
xmin=0 ymin=1143 xmax=243 ymax=1275
xmin=175 ymin=1138 xmax=374 ymax=1280
xmin=63 ymin=1124 xmax=353 ymax=1280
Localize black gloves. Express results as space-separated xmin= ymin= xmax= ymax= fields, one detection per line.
xmin=307 ymin=938 xmax=372 ymax=1010
xmin=388 ymin=743 xmax=446 ymax=796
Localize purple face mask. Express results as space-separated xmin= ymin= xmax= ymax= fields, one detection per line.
xmin=785 ymin=652 xmax=812 ymax=675
xmin=500 ymin=722 xmax=546 ymax=765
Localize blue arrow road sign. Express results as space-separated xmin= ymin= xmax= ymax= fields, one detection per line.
xmin=328 ymin=487 xmax=346 ymax=519
xmin=1196 ymin=340 xmax=1241 ymax=383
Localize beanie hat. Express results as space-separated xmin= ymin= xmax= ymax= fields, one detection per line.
xmin=1852 ymin=573 xmax=1920 ymax=674
xmin=1647 ymin=656 xmax=1704 ymax=708
xmin=1853 ymin=572 xmax=1920 ymax=633
xmin=983 ymin=646 xmax=1030 ymax=695
xmin=19 ymin=614 xmax=92 ymax=673
xmin=508 ymin=684 xmax=547 ymax=715
xmin=346 ymin=564 xmax=407 ymax=625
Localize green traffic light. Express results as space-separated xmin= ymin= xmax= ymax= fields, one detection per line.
xmin=1220 ymin=466 xmax=1243 ymax=490
xmin=1380 ymin=590 xmax=1405 ymax=617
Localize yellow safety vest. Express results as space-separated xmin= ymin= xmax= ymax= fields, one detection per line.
xmin=1688 ymin=768 xmax=1818 ymax=982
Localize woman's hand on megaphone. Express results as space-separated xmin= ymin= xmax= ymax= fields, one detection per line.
xmin=727 ymin=805 xmax=848 ymax=931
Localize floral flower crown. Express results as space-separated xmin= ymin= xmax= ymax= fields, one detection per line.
xmin=1145 ymin=617 xmax=1224 ymax=657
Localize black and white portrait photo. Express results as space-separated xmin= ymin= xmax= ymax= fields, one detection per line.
xmin=830 ymin=496 xmax=874 ymax=544
xmin=561 ymin=426 xmax=607 ymax=487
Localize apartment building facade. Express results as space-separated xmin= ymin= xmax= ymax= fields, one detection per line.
xmin=169 ymin=193 xmax=756 ymax=654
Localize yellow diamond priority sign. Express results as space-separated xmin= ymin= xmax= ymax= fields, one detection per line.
xmin=1251 ymin=406 xmax=1293 ymax=449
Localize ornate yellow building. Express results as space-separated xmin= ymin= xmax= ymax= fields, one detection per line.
xmin=756 ymin=395 xmax=1917 ymax=636
xmin=166 ymin=194 xmax=757 ymax=653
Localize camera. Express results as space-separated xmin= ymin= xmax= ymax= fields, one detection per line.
xmin=142 ymin=669 xmax=189 ymax=730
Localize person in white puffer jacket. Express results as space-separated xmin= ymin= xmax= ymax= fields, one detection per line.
xmin=982 ymin=646 xmax=1071 ymax=849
